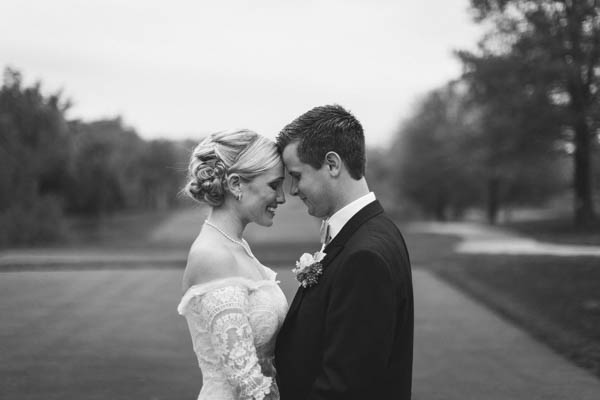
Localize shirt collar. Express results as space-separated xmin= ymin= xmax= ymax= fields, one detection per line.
xmin=326 ymin=192 xmax=376 ymax=242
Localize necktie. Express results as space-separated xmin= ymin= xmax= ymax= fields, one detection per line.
xmin=320 ymin=220 xmax=331 ymax=245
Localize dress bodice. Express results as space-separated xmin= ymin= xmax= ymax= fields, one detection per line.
xmin=177 ymin=266 xmax=288 ymax=400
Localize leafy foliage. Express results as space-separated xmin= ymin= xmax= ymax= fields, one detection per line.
xmin=392 ymin=77 xmax=569 ymax=222
xmin=392 ymin=83 xmax=482 ymax=220
xmin=0 ymin=68 xmax=71 ymax=243
xmin=463 ymin=0 xmax=600 ymax=224
xmin=0 ymin=68 xmax=190 ymax=246
xmin=390 ymin=0 xmax=599 ymax=224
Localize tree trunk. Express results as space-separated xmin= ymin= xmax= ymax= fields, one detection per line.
xmin=564 ymin=0 xmax=596 ymax=225
xmin=487 ymin=177 xmax=499 ymax=225
xmin=435 ymin=191 xmax=447 ymax=221
xmin=573 ymin=115 xmax=595 ymax=225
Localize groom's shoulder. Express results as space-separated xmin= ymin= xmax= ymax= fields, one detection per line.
xmin=343 ymin=212 xmax=409 ymax=264
xmin=353 ymin=211 xmax=403 ymax=241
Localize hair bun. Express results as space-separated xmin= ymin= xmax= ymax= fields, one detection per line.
xmin=183 ymin=129 xmax=281 ymax=207
xmin=185 ymin=148 xmax=227 ymax=207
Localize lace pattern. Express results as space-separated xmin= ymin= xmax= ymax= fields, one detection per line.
xmin=201 ymin=286 xmax=271 ymax=399
xmin=178 ymin=273 xmax=287 ymax=400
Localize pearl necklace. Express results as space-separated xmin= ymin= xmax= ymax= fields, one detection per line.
xmin=204 ymin=220 xmax=256 ymax=259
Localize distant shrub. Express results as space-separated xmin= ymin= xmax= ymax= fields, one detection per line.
xmin=0 ymin=67 xmax=189 ymax=246
xmin=0 ymin=195 xmax=66 ymax=247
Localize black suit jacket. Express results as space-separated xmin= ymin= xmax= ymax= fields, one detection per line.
xmin=275 ymin=201 xmax=413 ymax=400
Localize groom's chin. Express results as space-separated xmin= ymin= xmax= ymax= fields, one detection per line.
xmin=305 ymin=207 xmax=320 ymax=218
xmin=302 ymin=201 xmax=321 ymax=218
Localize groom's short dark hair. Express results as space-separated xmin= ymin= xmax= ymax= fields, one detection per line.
xmin=276 ymin=104 xmax=366 ymax=180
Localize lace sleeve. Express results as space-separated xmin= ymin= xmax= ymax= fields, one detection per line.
xmin=196 ymin=285 xmax=273 ymax=400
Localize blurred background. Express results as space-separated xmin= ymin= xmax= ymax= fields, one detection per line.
xmin=1 ymin=0 xmax=600 ymax=399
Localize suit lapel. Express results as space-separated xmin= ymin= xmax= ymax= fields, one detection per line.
xmin=324 ymin=200 xmax=384 ymax=252
xmin=282 ymin=242 xmax=345 ymax=327
xmin=279 ymin=200 xmax=385 ymax=335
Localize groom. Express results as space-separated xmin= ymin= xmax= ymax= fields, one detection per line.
xmin=274 ymin=105 xmax=414 ymax=400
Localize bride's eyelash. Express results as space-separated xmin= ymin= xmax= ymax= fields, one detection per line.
xmin=269 ymin=179 xmax=284 ymax=189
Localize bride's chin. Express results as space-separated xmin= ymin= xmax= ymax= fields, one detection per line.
xmin=254 ymin=217 xmax=274 ymax=227
xmin=264 ymin=217 xmax=274 ymax=226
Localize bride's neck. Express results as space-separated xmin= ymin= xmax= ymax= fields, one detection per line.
xmin=207 ymin=207 xmax=246 ymax=241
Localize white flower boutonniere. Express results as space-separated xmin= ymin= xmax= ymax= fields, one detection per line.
xmin=292 ymin=251 xmax=326 ymax=288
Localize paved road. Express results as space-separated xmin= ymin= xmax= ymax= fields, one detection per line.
xmin=413 ymin=268 xmax=600 ymax=399
xmin=410 ymin=221 xmax=600 ymax=256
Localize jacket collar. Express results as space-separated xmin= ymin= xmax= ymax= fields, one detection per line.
xmin=326 ymin=192 xmax=376 ymax=243
xmin=323 ymin=200 xmax=384 ymax=254
xmin=279 ymin=200 xmax=385 ymax=334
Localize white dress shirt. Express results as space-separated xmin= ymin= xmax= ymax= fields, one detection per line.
xmin=322 ymin=192 xmax=376 ymax=248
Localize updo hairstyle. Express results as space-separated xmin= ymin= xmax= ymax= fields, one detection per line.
xmin=184 ymin=129 xmax=280 ymax=207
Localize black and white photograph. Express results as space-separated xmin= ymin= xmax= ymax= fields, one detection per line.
xmin=1 ymin=1 xmax=600 ymax=399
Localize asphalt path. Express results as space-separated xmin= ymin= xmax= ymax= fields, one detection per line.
xmin=411 ymin=221 xmax=600 ymax=257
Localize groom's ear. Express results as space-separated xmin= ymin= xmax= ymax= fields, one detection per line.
xmin=324 ymin=151 xmax=342 ymax=177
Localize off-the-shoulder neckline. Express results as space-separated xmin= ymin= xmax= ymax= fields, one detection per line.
xmin=177 ymin=268 xmax=279 ymax=315
xmin=184 ymin=275 xmax=277 ymax=293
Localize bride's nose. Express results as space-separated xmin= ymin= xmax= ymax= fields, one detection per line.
xmin=276 ymin=185 xmax=286 ymax=204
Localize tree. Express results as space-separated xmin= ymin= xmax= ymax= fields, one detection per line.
xmin=67 ymin=118 xmax=145 ymax=214
xmin=0 ymin=66 xmax=190 ymax=245
xmin=66 ymin=118 xmax=188 ymax=214
xmin=0 ymin=67 xmax=71 ymax=244
xmin=138 ymin=139 xmax=185 ymax=210
xmin=392 ymin=75 xmax=569 ymax=223
xmin=392 ymin=83 xmax=482 ymax=220
xmin=458 ymin=50 xmax=567 ymax=222
xmin=463 ymin=0 xmax=600 ymax=225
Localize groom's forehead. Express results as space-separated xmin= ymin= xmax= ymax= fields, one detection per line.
xmin=282 ymin=142 xmax=301 ymax=164
xmin=283 ymin=154 xmax=312 ymax=174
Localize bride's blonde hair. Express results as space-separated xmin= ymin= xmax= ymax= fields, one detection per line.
xmin=184 ymin=129 xmax=280 ymax=207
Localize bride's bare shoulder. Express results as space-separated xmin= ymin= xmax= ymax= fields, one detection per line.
xmin=183 ymin=239 xmax=238 ymax=291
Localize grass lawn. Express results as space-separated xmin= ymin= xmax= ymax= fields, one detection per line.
xmin=62 ymin=209 xmax=178 ymax=249
xmin=0 ymin=267 xmax=298 ymax=400
xmin=0 ymin=269 xmax=198 ymax=400
xmin=502 ymin=217 xmax=600 ymax=246
xmin=403 ymin=231 xmax=460 ymax=266
xmin=404 ymin=223 xmax=600 ymax=379
xmin=427 ymin=252 xmax=600 ymax=378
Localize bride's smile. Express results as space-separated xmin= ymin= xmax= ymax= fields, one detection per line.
xmin=239 ymin=162 xmax=286 ymax=227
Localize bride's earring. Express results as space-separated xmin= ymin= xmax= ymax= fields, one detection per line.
xmin=236 ymin=192 xmax=243 ymax=201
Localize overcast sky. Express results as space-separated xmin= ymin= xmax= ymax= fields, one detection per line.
xmin=0 ymin=0 xmax=482 ymax=147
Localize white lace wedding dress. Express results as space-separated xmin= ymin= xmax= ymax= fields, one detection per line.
xmin=177 ymin=266 xmax=288 ymax=400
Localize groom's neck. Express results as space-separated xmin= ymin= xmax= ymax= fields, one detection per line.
xmin=330 ymin=177 xmax=370 ymax=217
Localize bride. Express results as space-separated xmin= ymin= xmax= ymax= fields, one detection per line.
xmin=177 ymin=129 xmax=288 ymax=400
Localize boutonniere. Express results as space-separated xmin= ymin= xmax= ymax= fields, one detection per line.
xmin=292 ymin=251 xmax=326 ymax=288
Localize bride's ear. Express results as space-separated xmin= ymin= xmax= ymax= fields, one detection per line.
xmin=324 ymin=151 xmax=342 ymax=177
xmin=226 ymin=173 xmax=243 ymax=199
